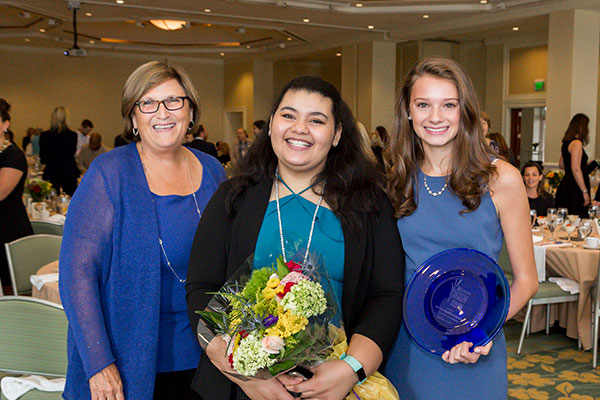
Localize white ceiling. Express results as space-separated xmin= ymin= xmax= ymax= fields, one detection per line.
xmin=0 ymin=0 xmax=598 ymax=62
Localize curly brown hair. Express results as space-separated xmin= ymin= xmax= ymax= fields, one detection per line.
xmin=386 ymin=57 xmax=497 ymax=217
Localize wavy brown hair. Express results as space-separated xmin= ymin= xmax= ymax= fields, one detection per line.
xmin=562 ymin=113 xmax=589 ymax=145
xmin=386 ymin=57 xmax=497 ymax=217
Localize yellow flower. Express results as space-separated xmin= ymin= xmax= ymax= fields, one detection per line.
xmin=557 ymin=371 xmax=600 ymax=384
xmin=548 ymin=172 xmax=555 ymax=178
xmin=558 ymin=350 xmax=591 ymax=364
xmin=527 ymin=355 xmax=556 ymax=365
xmin=508 ymin=388 xmax=550 ymax=400
xmin=266 ymin=278 xmax=280 ymax=288
xmin=262 ymin=287 xmax=276 ymax=300
xmin=265 ymin=310 xmax=308 ymax=338
xmin=508 ymin=373 xmax=555 ymax=387
xmin=275 ymin=285 xmax=285 ymax=295
xmin=507 ymin=356 xmax=534 ymax=370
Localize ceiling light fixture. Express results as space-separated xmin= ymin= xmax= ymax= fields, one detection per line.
xmin=85 ymin=12 xmax=92 ymax=17
xmin=246 ymin=45 xmax=251 ymax=48
xmin=512 ymin=26 xmax=519 ymax=31
xmin=303 ymin=18 xmax=310 ymax=22
xmin=116 ymin=0 xmax=124 ymax=4
xmin=355 ymin=3 xmax=363 ymax=7
xmin=422 ymin=14 xmax=430 ymax=19
xmin=20 ymin=12 xmax=31 ymax=18
xmin=480 ymin=0 xmax=488 ymax=3
xmin=287 ymin=37 xmax=292 ymax=41
xmin=25 ymin=38 xmax=30 ymax=42
xmin=39 ymin=28 xmax=46 ymax=32
xmin=204 ymin=8 xmax=211 ymax=12
xmin=149 ymin=19 xmax=187 ymax=31
xmin=89 ymin=40 xmax=95 ymax=44
xmin=336 ymin=52 xmax=341 ymax=56
xmin=220 ymin=52 xmax=225 ymax=56
xmin=368 ymin=25 xmax=374 ymax=29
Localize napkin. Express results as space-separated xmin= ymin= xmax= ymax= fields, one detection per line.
xmin=548 ymin=277 xmax=580 ymax=294
xmin=29 ymin=273 xmax=59 ymax=290
xmin=46 ymin=214 xmax=65 ymax=223
xmin=0 ymin=375 xmax=65 ymax=400
xmin=532 ymin=234 xmax=543 ymax=244
xmin=533 ymin=243 xmax=571 ymax=282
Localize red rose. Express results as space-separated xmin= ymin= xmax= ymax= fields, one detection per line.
xmin=239 ymin=330 xmax=249 ymax=338
xmin=228 ymin=353 xmax=234 ymax=368
xmin=286 ymin=261 xmax=302 ymax=272
xmin=283 ymin=282 xmax=295 ymax=294
xmin=32 ymin=184 xmax=41 ymax=193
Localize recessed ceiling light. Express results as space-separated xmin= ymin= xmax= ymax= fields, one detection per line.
xmin=39 ymin=28 xmax=46 ymax=32
xmin=512 ymin=26 xmax=519 ymax=31
xmin=422 ymin=14 xmax=430 ymax=19
xmin=303 ymin=18 xmax=310 ymax=23
xmin=89 ymin=40 xmax=95 ymax=44
xmin=480 ymin=0 xmax=488 ymax=3
xmin=246 ymin=45 xmax=251 ymax=48
xmin=355 ymin=3 xmax=363 ymax=7
xmin=368 ymin=25 xmax=374 ymax=29
xmin=287 ymin=37 xmax=292 ymax=41
xmin=85 ymin=12 xmax=92 ymax=17
xmin=20 ymin=11 xmax=31 ymax=18
xmin=336 ymin=52 xmax=342 ymax=57
xmin=220 ymin=52 xmax=225 ymax=56
xmin=207 ymin=24 xmax=212 ymax=27
xmin=24 ymin=38 xmax=30 ymax=42
xmin=204 ymin=8 xmax=211 ymax=12
xmin=116 ymin=0 xmax=124 ymax=4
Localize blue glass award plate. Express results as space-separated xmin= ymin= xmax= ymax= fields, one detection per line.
xmin=404 ymin=248 xmax=510 ymax=355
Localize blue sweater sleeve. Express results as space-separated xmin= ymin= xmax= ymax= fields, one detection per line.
xmin=59 ymin=161 xmax=117 ymax=379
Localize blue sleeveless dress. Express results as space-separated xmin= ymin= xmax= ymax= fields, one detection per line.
xmin=383 ymin=170 xmax=507 ymax=399
xmin=253 ymin=180 xmax=345 ymax=310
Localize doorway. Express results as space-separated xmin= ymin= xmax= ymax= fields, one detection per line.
xmin=509 ymin=106 xmax=546 ymax=169
xmin=223 ymin=107 xmax=246 ymax=149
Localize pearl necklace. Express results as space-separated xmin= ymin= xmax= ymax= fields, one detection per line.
xmin=423 ymin=174 xmax=448 ymax=197
xmin=275 ymin=167 xmax=323 ymax=266
xmin=140 ymin=145 xmax=201 ymax=284
xmin=0 ymin=139 xmax=10 ymax=153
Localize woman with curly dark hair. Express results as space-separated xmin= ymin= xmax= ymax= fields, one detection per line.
xmin=186 ymin=76 xmax=404 ymax=400
xmin=383 ymin=57 xmax=537 ymax=399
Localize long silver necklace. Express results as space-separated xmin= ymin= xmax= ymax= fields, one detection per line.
xmin=141 ymin=145 xmax=200 ymax=284
xmin=275 ymin=167 xmax=323 ymax=266
xmin=423 ymin=174 xmax=448 ymax=197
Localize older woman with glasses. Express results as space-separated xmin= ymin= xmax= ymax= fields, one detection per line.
xmin=59 ymin=61 xmax=226 ymax=400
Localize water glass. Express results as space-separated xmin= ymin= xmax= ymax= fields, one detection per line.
xmin=530 ymin=209 xmax=537 ymax=228
xmin=547 ymin=216 xmax=557 ymax=241
xmin=578 ymin=220 xmax=593 ymax=239
xmin=557 ymin=208 xmax=568 ymax=222
xmin=588 ymin=205 xmax=599 ymax=220
xmin=547 ymin=208 xmax=557 ymax=218
xmin=564 ymin=223 xmax=576 ymax=241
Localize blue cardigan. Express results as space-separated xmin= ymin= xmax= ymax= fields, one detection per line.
xmin=59 ymin=143 xmax=226 ymax=399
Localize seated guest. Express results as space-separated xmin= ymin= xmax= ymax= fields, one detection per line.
xmin=216 ymin=141 xmax=231 ymax=165
xmin=486 ymin=132 xmax=512 ymax=163
xmin=114 ymin=129 xmax=132 ymax=148
xmin=522 ymin=161 xmax=555 ymax=216
xmin=185 ymin=124 xmax=218 ymax=158
xmin=76 ymin=133 xmax=109 ymax=174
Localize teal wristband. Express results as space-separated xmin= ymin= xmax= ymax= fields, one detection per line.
xmin=339 ymin=353 xmax=367 ymax=385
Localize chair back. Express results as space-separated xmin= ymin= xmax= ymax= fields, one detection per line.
xmin=0 ymin=297 xmax=67 ymax=377
xmin=497 ymin=240 xmax=513 ymax=277
xmin=5 ymin=234 xmax=62 ymax=295
xmin=30 ymin=221 xmax=63 ymax=236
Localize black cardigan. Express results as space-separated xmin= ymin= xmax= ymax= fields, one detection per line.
xmin=186 ymin=177 xmax=404 ymax=400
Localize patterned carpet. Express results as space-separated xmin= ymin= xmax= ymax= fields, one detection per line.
xmin=504 ymin=320 xmax=600 ymax=400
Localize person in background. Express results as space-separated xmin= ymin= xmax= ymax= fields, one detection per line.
xmin=480 ymin=111 xmax=491 ymax=136
xmin=185 ymin=124 xmax=218 ymax=158
xmin=75 ymin=119 xmax=94 ymax=156
xmin=59 ymin=60 xmax=226 ymax=400
xmin=555 ymin=113 xmax=591 ymax=218
xmin=76 ymin=132 xmax=109 ymax=174
xmin=486 ymin=132 xmax=512 ymax=163
xmin=231 ymin=127 xmax=252 ymax=166
xmin=0 ymin=98 xmax=33 ymax=295
xmin=355 ymin=121 xmax=377 ymax=164
xmin=22 ymin=127 xmax=35 ymax=151
xmin=215 ymin=141 xmax=231 ymax=165
xmin=114 ymin=129 xmax=132 ymax=148
xmin=252 ymin=119 xmax=266 ymax=136
xmin=384 ymin=57 xmax=537 ymax=400
xmin=522 ymin=161 xmax=555 ymax=217
xmin=40 ymin=106 xmax=79 ymax=196
xmin=186 ymin=76 xmax=404 ymax=400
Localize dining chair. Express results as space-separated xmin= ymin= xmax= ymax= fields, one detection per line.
xmin=0 ymin=296 xmax=66 ymax=399
xmin=30 ymin=221 xmax=63 ymax=236
xmin=4 ymin=234 xmax=62 ymax=296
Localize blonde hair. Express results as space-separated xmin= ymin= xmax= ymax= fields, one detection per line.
xmin=121 ymin=61 xmax=201 ymax=141
xmin=356 ymin=121 xmax=377 ymax=163
xmin=50 ymin=106 xmax=70 ymax=132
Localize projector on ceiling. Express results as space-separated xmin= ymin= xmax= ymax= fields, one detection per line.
xmin=63 ymin=47 xmax=87 ymax=57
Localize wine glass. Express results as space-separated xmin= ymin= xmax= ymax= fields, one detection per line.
xmin=578 ymin=220 xmax=592 ymax=240
xmin=530 ymin=209 xmax=537 ymax=228
xmin=547 ymin=216 xmax=557 ymax=241
xmin=588 ymin=205 xmax=599 ymax=220
xmin=547 ymin=208 xmax=557 ymax=219
xmin=536 ymin=215 xmax=547 ymax=228
xmin=557 ymin=208 xmax=568 ymax=223
xmin=564 ymin=223 xmax=576 ymax=241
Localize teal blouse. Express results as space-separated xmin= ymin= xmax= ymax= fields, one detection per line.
xmin=253 ymin=186 xmax=345 ymax=310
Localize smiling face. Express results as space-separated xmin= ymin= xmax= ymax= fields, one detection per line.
xmin=132 ymin=78 xmax=192 ymax=153
xmin=270 ymin=89 xmax=341 ymax=179
xmin=523 ymin=165 xmax=543 ymax=190
xmin=409 ymin=75 xmax=460 ymax=153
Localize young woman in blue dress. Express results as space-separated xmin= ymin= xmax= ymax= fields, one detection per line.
xmin=383 ymin=57 xmax=538 ymax=399
xmin=186 ymin=76 xmax=404 ymax=400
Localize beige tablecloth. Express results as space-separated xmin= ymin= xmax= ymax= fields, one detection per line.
xmin=31 ymin=260 xmax=61 ymax=305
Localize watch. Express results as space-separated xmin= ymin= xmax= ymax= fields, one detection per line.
xmin=340 ymin=353 xmax=367 ymax=385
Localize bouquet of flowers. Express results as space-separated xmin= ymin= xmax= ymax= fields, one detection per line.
xmin=545 ymin=169 xmax=564 ymax=194
xmin=196 ymin=255 xmax=399 ymax=400
xmin=25 ymin=178 xmax=53 ymax=202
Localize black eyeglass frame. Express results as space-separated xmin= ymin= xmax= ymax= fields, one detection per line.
xmin=135 ymin=96 xmax=190 ymax=114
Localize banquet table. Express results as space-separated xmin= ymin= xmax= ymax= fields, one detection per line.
xmin=31 ymin=260 xmax=61 ymax=305
xmin=523 ymin=227 xmax=599 ymax=350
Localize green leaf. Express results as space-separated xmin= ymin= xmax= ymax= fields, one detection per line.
xmin=276 ymin=256 xmax=290 ymax=279
xmin=269 ymin=360 xmax=296 ymax=376
xmin=196 ymin=310 xmax=228 ymax=332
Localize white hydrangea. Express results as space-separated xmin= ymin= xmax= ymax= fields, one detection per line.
xmin=281 ymin=280 xmax=327 ymax=318
xmin=232 ymin=334 xmax=277 ymax=376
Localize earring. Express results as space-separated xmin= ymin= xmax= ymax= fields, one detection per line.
xmin=408 ymin=115 xmax=412 ymax=121
xmin=132 ymin=128 xmax=139 ymax=136
xmin=268 ymin=130 xmax=271 ymax=137
xmin=188 ymin=120 xmax=195 ymax=131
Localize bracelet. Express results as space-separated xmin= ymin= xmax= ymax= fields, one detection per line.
xmin=339 ymin=353 xmax=367 ymax=385
xmin=583 ymin=190 xmax=589 ymax=193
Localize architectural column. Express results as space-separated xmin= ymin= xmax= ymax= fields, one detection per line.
xmin=546 ymin=9 xmax=600 ymax=162
xmin=253 ymin=60 xmax=274 ymax=123
xmin=341 ymin=41 xmax=396 ymax=132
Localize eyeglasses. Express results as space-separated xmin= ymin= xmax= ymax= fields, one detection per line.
xmin=135 ymin=96 xmax=189 ymax=114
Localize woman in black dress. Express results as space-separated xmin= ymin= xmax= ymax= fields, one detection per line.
xmin=521 ymin=161 xmax=555 ymax=217
xmin=0 ymin=99 xmax=33 ymax=294
xmin=555 ymin=114 xmax=590 ymax=218
xmin=40 ymin=106 xmax=79 ymax=196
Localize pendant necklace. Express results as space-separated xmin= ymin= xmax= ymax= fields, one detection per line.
xmin=423 ymin=174 xmax=448 ymax=197
xmin=275 ymin=167 xmax=323 ymax=267
xmin=140 ymin=145 xmax=200 ymax=284
xmin=0 ymin=139 xmax=10 ymax=154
